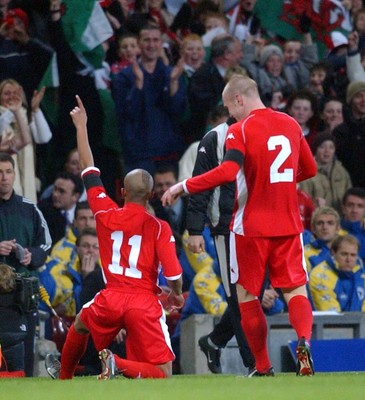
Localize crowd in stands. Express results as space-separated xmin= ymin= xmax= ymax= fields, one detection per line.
xmin=1 ymin=0 xmax=365 ymax=377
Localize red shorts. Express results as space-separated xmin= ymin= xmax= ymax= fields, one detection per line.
xmin=230 ymin=233 xmax=308 ymax=296
xmin=80 ymin=288 xmax=175 ymax=364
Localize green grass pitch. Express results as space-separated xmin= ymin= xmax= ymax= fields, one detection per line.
xmin=2 ymin=373 xmax=365 ymax=400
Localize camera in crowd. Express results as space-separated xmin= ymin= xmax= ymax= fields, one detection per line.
xmin=14 ymin=274 xmax=40 ymax=313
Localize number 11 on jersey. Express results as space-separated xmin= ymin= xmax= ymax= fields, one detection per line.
xmin=108 ymin=231 xmax=142 ymax=279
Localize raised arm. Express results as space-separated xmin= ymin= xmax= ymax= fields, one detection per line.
xmin=69 ymin=95 xmax=94 ymax=170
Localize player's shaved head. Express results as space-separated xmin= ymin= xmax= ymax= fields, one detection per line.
xmin=223 ymin=74 xmax=258 ymax=101
xmin=124 ymin=169 xmax=154 ymax=203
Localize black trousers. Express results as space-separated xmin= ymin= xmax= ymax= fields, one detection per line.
xmin=210 ymin=235 xmax=255 ymax=369
xmin=24 ymin=311 xmax=38 ymax=377
xmin=0 ymin=307 xmax=27 ymax=372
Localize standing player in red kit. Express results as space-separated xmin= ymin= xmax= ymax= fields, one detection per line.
xmin=162 ymin=74 xmax=317 ymax=376
xmin=46 ymin=95 xmax=184 ymax=380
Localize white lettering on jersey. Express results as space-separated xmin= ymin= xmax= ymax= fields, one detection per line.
xmin=267 ymin=135 xmax=294 ymax=183
xmin=199 ymin=146 xmax=206 ymax=154
xmin=226 ymin=133 xmax=235 ymax=140
xmin=108 ymin=231 xmax=142 ymax=279
xmin=170 ymin=235 xmax=175 ymax=242
xmin=96 ymin=192 xmax=107 ymax=198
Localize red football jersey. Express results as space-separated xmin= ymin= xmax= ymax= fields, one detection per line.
xmin=185 ymin=108 xmax=317 ymax=237
xmin=82 ymin=168 xmax=182 ymax=293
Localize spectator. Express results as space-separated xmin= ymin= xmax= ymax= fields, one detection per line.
xmin=110 ymin=32 xmax=140 ymax=77
xmin=285 ymin=89 xmax=319 ymax=146
xmin=180 ymin=33 xmax=206 ymax=79
xmin=113 ymin=23 xmax=187 ymax=175
xmin=306 ymin=61 xmax=336 ymax=103
xmin=309 ymin=234 xmax=365 ymax=311
xmin=47 ymin=228 xmax=101 ymax=322
xmin=242 ymin=42 xmax=294 ymax=109
xmin=304 ymin=206 xmax=341 ymax=272
xmin=0 ymin=78 xmax=34 ymax=199
xmin=203 ymin=11 xmax=229 ymax=34
xmin=189 ymin=33 xmax=243 ymax=141
xmin=0 ymin=7 xmax=54 ymax=103
xmin=299 ymin=132 xmax=352 ymax=213
xmin=282 ymin=14 xmax=319 ymax=92
xmin=332 ymin=81 xmax=365 ymax=188
xmin=1 ymin=81 xmax=52 ymax=202
xmin=201 ymin=10 xmax=229 ymax=48
xmin=45 ymin=95 xmax=184 ymax=380
xmin=162 ymin=74 xmax=317 ymax=377
xmin=150 ymin=163 xmax=188 ymax=255
xmin=38 ymin=171 xmax=84 ymax=246
xmin=352 ymin=7 xmax=365 ymax=52
xmin=0 ymin=151 xmax=51 ymax=376
xmin=316 ymin=97 xmax=344 ymax=135
xmin=40 ymin=148 xmax=86 ymax=202
xmin=227 ymin=0 xmax=259 ymax=42
xmin=170 ymin=0 xmax=221 ymax=38
xmin=339 ymin=187 xmax=365 ymax=264
xmin=51 ymin=201 xmax=95 ymax=264
xmin=326 ymin=31 xmax=349 ymax=100
xmin=345 ymin=30 xmax=365 ymax=82
xmin=178 ymin=33 xmax=206 ymax=144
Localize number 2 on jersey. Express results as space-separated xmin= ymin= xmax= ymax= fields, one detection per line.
xmin=108 ymin=231 xmax=142 ymax=279
xmin=267 ymin=135 xmax=294 ymax=183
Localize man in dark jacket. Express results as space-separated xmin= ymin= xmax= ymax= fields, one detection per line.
xmin=0 ymin=152 xmax=52 ymax=376
xmin=333 ymin=81 xmax=365 ymax=188
xmin=185 ymin=118 xmax=256 ymax=374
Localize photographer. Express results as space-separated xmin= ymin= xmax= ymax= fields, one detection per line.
xmin=0 ymin=263 xmax=27 ymax=377
xmin=0 ymin=152 xmax=52 ymax=376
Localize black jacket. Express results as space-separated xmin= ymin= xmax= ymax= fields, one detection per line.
xmin=0 ymin=191 xmax=51 ymax=275
xmin=188 ymin=62 xmax=225 ymax=142
xmin=332 ymin=112 xmax=365 ymax=188
xmin=186 ymin=119 xmax=235 ymax=236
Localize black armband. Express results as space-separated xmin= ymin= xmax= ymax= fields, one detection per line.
xmin=223 ymin=149 xmax=244 ymax=166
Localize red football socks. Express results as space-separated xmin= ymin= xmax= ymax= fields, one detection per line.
xmin=239 ymin=299 xmax=271 ymax=372
xmin=288 ymin=295 xmax=313 ymax=341
xmin=60 ymin=324 xmax=89 ymax=379
xmin=113 ymin=355 xmax=166 ymax=379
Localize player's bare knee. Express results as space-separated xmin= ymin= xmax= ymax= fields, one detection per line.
xmin=74 ymin=313 xmax=89 ymax=334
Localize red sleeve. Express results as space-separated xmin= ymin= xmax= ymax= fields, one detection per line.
xmin=296 ymin=136 xmax=317 ymax=183
xmin=156 ymin=221 xmax=183 ymax=279
xmin=186 ymin=160 xmax=240 ymax=194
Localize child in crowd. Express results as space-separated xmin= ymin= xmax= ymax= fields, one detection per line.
xmin=201 ymin=10 xmax=229 ymax=48
xmin=110 ymin=33 xmax=140 ymax=77
xmin=285 ymin=89 xmax=319 ymax=146
xmin=307 ymin=61 xmax=336 ymax=102
xmin=203 ymin=10 xmax=229 ymax=32
xmin=180 ymin=33 xmax=206 ymax=78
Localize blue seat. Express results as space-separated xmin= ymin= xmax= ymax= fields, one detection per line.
xmin=288 ymin=338 xmax=365 ymax=372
